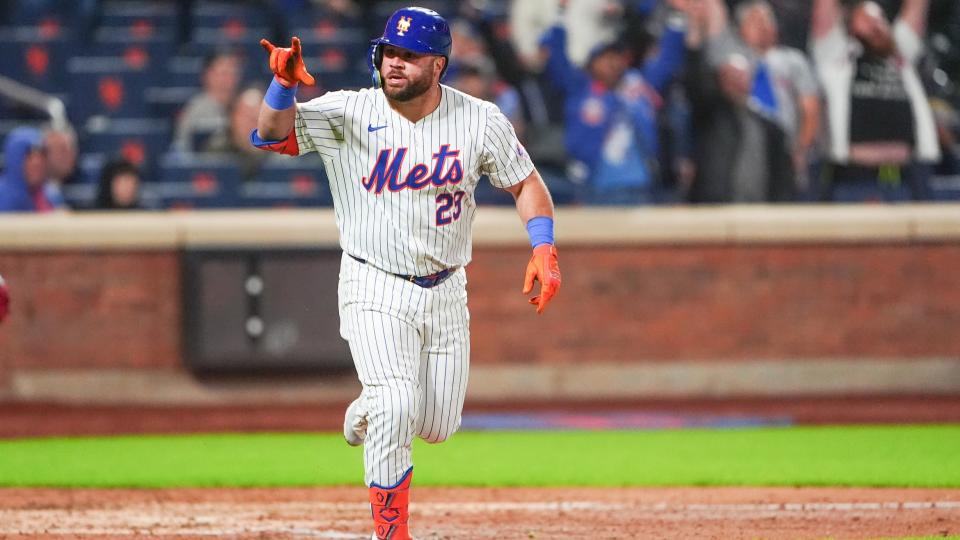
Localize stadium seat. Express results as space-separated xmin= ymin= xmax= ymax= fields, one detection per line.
xmin=0 ymin=26 xmax=72 ymax=93
xmin=80 ymin=118 xmax=171 ymax=180
xmin=191 ymin=1 xmax=260 ymax=31
xmin=373 ymin=0 xmax=459 ymax=19
xmin=163 ymin=55 xmax=205 ymax=87
xmin=155 ymin=153 xmax=241 ymax=209
xmin=86 ymin=27 xmax=178 ymax=85
xmin=241 ymin=156 xmax=333 ymax=208
xmin=98 ymin=1 xmax=179 ymax=31
xmin=66 ymin=56 xmax=150 ymax=123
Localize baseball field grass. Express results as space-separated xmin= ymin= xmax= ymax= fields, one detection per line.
xmin=0 ymin=424 xmax=958 ymax=488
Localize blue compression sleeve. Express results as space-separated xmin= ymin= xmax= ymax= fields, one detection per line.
xmin=526 ymin=216 xmax=554 ymax=248
xmin=264 ymin=77 xmax=298 ymax=110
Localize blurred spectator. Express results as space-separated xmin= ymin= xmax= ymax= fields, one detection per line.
xmin=704 ymin=0 xmax=821 ymax=192
xmin=171 ymin=51 xmax=243 ymax=153
xmin=510 ymin=0 xmax=562 ymax=71
xmin=449 ymin=57 xmax=526 ymax=140
xmin=685 ymin=51 xmax=796 ymax=202
xmin=563 ymin=0 xmax=628 ymax=68
xmin=205 ymin=86 xmax=268 ymax=181
xmin=540 ymin=2 xmax=690 ymax=204
xmin=811 ymin=0 xmax=939 ymax=201
xmin=0 ymin=127 xmax=54 ymax=213
xmin=931 ymin=96 xmax=960 ymax=178
xmin=42 ymin=125 xmax=80 ymax=210
xmin=92 ymin=158 xmax=144 ymax=210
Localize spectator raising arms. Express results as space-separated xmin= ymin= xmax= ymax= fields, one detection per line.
xmin=811 ymin=0 xmax=939 ymax=201
xmin=704 ymin=0 xmax=821 ymax=192
xmin=0 ymin=127 xmax=53 ymax=213
xmin=540 ymin=0 xmax=692 ymax=204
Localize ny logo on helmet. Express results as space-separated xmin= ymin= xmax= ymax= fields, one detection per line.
xmin=396 ymin=16 xmax=412 ymax=35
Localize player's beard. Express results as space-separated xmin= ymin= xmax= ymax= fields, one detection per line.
xmin=383 ymin=65 xmax=436 ymax=102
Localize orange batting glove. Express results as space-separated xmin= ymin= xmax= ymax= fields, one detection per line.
xmin=522 ymin=244 xmax=561 ymax=314
xmin=259 ymin=36 xmax=316 ymax=87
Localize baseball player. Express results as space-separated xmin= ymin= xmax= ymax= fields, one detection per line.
xmin=252 ymin=7 xmax=561 ymax=540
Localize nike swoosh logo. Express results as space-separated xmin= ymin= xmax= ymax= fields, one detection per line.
xmin=367 ymin=124 xmax=388 ymax=132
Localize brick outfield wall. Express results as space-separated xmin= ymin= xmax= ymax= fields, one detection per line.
xmin=1 ymin=242 xmax=958 ymax=379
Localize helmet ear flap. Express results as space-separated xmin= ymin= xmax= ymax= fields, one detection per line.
xmin=369 ymin=41 xmax=385 ymax=88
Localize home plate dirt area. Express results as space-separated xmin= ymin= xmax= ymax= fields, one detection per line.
xmin=1 ymin=486 xmax=958 ymax=539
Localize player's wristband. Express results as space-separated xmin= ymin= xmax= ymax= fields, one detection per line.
xmin=525 ymin=216 xmax=554 ymax=248
xmin=264 ymin=77 xmax=298 ymax=110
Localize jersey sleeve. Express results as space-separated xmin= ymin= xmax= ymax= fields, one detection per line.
xmin=294 ymin=91 xmax=347 ymax=158
xmin=479 ymin=106 xmax=535 ymax=189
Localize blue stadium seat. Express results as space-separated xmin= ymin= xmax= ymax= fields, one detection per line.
xmin=87 ymin=27 xmax=178 ymax=84
xmin=373 ymin=0 xmax=459 ymax=19
xmin=241 ymin=156 xmax=332 ymax=208
xmin=163 ymin=55 xmax=204 ymax=87
xmin=0 ymin=26 xmax=72 ymax=93
xmin=191 ymin=1 xmax=260 ymax=30
xmin=98 ymin=1 xmax=179 ymax=30
xmin=191 ymin=28 xmax=269 ymax=73
xmin=155 ymin=153 xmax=241 ymax=208
xmin=144 ymin=86 xmax=199 ymax=120
xmin=66 ymin=56 xmax=150 ymax=123
xmin=80 ymin=118 xmax=171 ymax=180
xmin=60 ymin=182 xmax=98 ymax=209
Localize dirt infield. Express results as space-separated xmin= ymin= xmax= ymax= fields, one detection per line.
xmin=2 ymin=396 xmax=959 ymax=538
xmin=1 ymin=486 xmax=958 ymax=539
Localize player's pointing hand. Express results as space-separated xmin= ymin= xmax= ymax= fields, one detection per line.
xmin=260 ymin=36 xmax=316 ymax=87
xmin=523 ymin=244 xmax=561 ymax=314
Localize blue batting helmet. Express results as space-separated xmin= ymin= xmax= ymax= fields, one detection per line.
xmin=368 ymin=6 xmax=452 ymax=88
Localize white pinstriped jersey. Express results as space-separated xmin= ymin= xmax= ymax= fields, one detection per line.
xmin=293 ymin=84 xmax=534 ymax=276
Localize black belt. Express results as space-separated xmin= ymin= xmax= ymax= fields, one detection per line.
xmin=348 ymin=254 xmax=456 ymax=289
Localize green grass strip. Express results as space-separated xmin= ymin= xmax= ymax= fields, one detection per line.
xmin=0 ymin=425 xmax=957 ymax=488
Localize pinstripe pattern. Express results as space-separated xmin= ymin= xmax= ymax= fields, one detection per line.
xmin=293 ymin=84 xmax=529 ymax=488
xmin=339 ymin=252 xmax=469 ymax=486
xmin=294 ymin=85 xmax=534 ymax=276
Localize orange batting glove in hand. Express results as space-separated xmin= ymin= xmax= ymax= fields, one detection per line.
xmin=522 ymin=244 xmax=561 ymax=314
xmin=259 ymin=36 xmax=316 ymax=87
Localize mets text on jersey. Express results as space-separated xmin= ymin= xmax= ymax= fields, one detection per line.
xmin=361 ymin=144 xmax=464 ymax=194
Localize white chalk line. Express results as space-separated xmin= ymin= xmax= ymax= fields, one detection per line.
xmin=0 ymin=500 xmax=957 ymax=536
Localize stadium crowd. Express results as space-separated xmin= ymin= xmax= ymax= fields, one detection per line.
xmin=0 ymin=0 xmax=959 ymax=210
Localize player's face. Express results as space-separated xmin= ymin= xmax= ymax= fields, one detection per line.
xmin=380 ymin=45 xmax=442 ymax=102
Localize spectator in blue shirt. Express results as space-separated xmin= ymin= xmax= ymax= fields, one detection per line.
xmin=540 ymin=4 xmax=690 ymax=204
xmin=0 ymin=127 xmax=53 ymax=213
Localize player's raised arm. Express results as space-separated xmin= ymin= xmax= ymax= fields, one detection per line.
xmin=504 ymin=171 xmax=561 ymax=315
xmin=252 ymin=37 xmax=315 ymax=154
